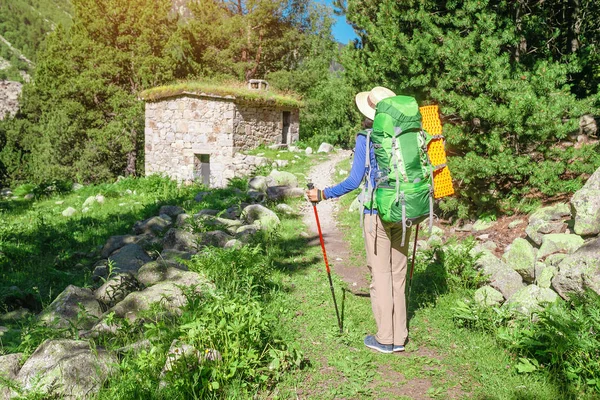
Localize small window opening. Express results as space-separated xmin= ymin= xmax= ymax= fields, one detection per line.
xmin=194 ymin=154 xmax=210 ymax=186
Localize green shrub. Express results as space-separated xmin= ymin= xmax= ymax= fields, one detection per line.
xmin=499 ymin=291 xmax=600 ymax=395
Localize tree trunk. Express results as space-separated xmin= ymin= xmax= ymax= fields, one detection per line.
xmin=125 ymin=128 xmax=137 ymax=176
xmin=567 ymin=0 xmax=581 ymax=53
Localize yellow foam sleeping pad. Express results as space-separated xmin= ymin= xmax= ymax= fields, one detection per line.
xmin=419 ymin=105 xmax=455 ymax=199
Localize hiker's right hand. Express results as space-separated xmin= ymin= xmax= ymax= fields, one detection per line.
xmin=306 ymin=188 xmax=325 ymax=203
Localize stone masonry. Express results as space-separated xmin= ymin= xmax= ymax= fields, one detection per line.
xmin=144 ymin=93 xmax=299 ymax=187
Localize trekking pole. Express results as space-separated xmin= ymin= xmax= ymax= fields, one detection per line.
xmin=307 ymin=183 xmax=343 ymax=333
xmin=407 ymin=223 xmax=420 ymax=305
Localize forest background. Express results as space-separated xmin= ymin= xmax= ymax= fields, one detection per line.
xmin=1 ymin=0 xmax=599 ymax=218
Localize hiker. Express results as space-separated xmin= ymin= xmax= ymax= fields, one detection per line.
xmin=307 ymin=86 xmax=411 ymax=354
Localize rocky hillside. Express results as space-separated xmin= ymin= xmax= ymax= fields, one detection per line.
xmin=0 ymin=0 xmax=72 ymax=118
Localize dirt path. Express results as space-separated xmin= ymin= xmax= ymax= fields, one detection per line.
xmin=300 ymin=150 xmax=370 ymax=292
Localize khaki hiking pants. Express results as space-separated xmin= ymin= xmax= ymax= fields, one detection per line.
xmin=363 ymin=214 xmax=412 ymax=347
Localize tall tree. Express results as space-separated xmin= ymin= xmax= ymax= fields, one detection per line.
xmin=338 ymin=0 xmax=600 ymax=216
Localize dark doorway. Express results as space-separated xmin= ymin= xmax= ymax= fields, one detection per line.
xmin=194 ymin=154 xmax=210 ymax=186
xmin=282 ymin=111 xmax=291 ymax=144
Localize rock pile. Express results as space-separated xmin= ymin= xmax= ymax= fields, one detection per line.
xmin=0 ymin=168 xmax=302 ymax=399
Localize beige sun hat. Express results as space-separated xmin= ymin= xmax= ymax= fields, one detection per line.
xmin=355 ymin=86 xmax=397 ymax=120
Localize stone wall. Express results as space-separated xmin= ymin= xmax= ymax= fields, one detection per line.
xmin=233 ymin=104 xmax=299 ymax=151
xmin=144 ymin=94 xmax=291 ymax=187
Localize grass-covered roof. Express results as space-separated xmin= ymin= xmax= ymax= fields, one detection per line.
xmin=140 ymin=81 xmax=303 ymax=108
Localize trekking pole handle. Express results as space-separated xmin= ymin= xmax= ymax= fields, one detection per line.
xmin=307 ymin=183 xmax=317 ymax=204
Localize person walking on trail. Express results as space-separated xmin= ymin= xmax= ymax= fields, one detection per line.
xmin=306 ymin=86 xmax=411 ymax=354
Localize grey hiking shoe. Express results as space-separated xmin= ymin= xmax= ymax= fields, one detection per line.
xmin=364 ymin=335 xmax=393 ymax=354
xmin=393 ymin=345 xmax=405 ymax=352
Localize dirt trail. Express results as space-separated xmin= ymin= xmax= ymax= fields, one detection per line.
xmin=300 ymin=150 xmax=370 ymax=292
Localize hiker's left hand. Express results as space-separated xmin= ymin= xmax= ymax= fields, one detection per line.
xmin=306 ymin=188 xmax=325 ymax=203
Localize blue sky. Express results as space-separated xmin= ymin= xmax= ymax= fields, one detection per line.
xmin=316 ymin=0 xmax=357 ymax=44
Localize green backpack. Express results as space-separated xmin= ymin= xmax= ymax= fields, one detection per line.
xmin=360 ymin=95 xmax=434 ymax=245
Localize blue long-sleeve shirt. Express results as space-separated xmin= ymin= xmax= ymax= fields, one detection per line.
xmin=323 ymin=134 xmax=378 ymax=213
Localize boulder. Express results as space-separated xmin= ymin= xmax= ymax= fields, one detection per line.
xmin=38 ymin=285 xmax=103 ymax=329
xmin=317 ymin=143 xmax=334 ymax=153
xmin=305 ymin=147 xmax=313 ymax=155
xmin=248 ymin=176 xmax=268 ymax=192
xmin=236 ymin=224 xmax=261 ymax=242
xmin=110 ymin=281 xmax=199 ymax=321
xmin=473 ymin=247 xmax=525 ymax=299
xmin=275 ymin=203 xmax=295 ymax=216
xmin=504 ymin=284 xmax=559 ymax=315
xmin=545 ymin=253 xmax=567 ymax=267
xmin=537 ymin=233 xmax=584 ymax=259
xmin=199 ymin=230 xmax=233 ymax=247
xmin=132 ymin=215 xmax=172 ymax=235
xmin=502 ymin=238 xmax=536 ymax=283
xmin=472 ymin=219 xmax=497 ymax=232
xmin=101 ymin=234 xmax=152 ymax=258
xmin=535 ymin=263 xmax=557 ymax=289
xmin=161 ymin=228 xmax=199 ymax=253
xmin=526 ymin=203 xmax=571 ymax=245
xmin=240 ymin=205 xmax=280 ymax=229
xmin=0 ymin=308 xmax=32 ymax=322
xmin=552 ymin=237 xmax=600 ymax=299
xmin=247 ymin=190 xmax=266 ymax=202
xmin=266 ymin=186 xmax=305 ymax=201
xmin=273 ymin=159 xmax=289 ymax=168
xmin=224 ymin=239 xmax=243 ymax=249
xmin=570 ymin=167 xmax=600 ymax=236
xmin=62 ymin=207 xmax=77 ymax=217
xmin=158 ymin=340 xmax=221 ymax=388
xmin=94 ymin=274 xmax=142 ymax=308
xmin=159 ymin=249 xmax=193 ymax=264
xmin=474 ymin=286 xmax=504 ymax=307
xmin=266 ymin=170 xmax=298 ymax=188
xmin=0 ymin=353 xmax=22 ymax=398
xmin=107 ymin=243 xmax=152 ymax=274
xmin=136 ymin=261 xmax=204 ymax=288
xmin=194 ymin=191 xmax=210 ymax=202
xmin=175 ymin=213 xmax=191 ymax=227
xmin=159 ymin=205 xmax=185 ymax=218
xmin=16 ymin=339 xmax=116 ymax=399
xmin=508 ymin=219 xmax=525 ymax=229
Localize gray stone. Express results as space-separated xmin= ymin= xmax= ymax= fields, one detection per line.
xmin=305 ymin=147 xmax=313 ymax=155
xmin=571 ymin=167 xmax=600 ymax=236
xmin=317 ymin=142 xmax=334 ymax=153
xmin=101 ymin=234 xmax=152 ymax=258
xmin=110 ymin=282 xmax=200 ymax=321
xmin=502 ymin=238 xmax=536 ymax=283
xmin=266 ymin=170 xmax=298 ymax=188
xmin=473 ymin=246 xmax=525 ymax=299
xmin=236 ymin=224 xmax=261 ymax=242
xmin=62 ymin=207 xmax=77 ymax=217
xmin=248 ymin=176 xmax=268 ymax=192
xmin=38 ymin=285 xmax=103 ymax=329
xmin=474 ymin=286 xmax=504 ymax=307
xmin=273 ymin=159 xmax=289 ymax=168
xmin=159 ymin=249 xmax=193 ymax=263
xmin=504 ymin=284 xmax=559 ymax=315
xmin=94 ymin=274 xmax=141 ymax=308
xmin=72 ymin=183 xmax=84 ymax=191
xmin=196 ymin=209 xmax=219 ymax=216
xmin=526 ymin=203 xmax=571 ymax=245
xmin=472 ymin=219 xmax=496 ymax=232
xmin=275 ymin=203 xmax=295 ymax=215
xmin=545 ymin=253 xmax=567 ymax=267
xmin=108 ymin=244 xmax=152 ymax=274
xmin=552 ymin=237 xmax=600 ymax=299
xmin=132 ymin=215 xmax=172 ymax=235
xmin=538 ymin=233 xmax=584 ymax=259
xmin=136 ymin=261 xmax=203 ymax=288
xmin=0 ymin=352 xmax=22 ymax=398
xmin=159 ymin=205 xmax=185 ymax=218
xmin=247 ymin=189 xmax=266 ymax=202
xmin=0 ymin=308 xmax=32 ymax=321
xmin=535 ymin=263 xmax=557 ymax=289
xmin=117 ymin=339 xmax=152 ymax=355
xmin=82 ymin=196 xmax=97 ymax=208
xmin=241 ymin=204 xmax=280 ymax=229
xmin=508 ymin=219 xmax=525 ymax=229
xmin=24 ymin=193 xmax=34 ymax=200
xmin=224 ymin=239 xmax=243 ymax=249
xmin=480 ymin=241 xmax=498 ymax=252
xmin=175 ymin=213 xmax=191 ymax=227
xmin=456 ymin=223 xmax=473 ymax=232
xmin=266 ymin=186 xmax=304 ymax=201
xmin=199 ymin=230 xmax=233 ymax=247
xmin=162 ymin=228 xmax=200 ymax=252
xmin=428 ymin=234 xmax=443 ymax=247
xmin=16 ymin=339 xmax=116 ymax=399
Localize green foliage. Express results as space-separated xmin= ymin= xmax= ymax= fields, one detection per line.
xmin=499 ymin=291 xmax=600 ymax=396
xmin=430 ymin=237 xmax=485 ymax=290
xmin=340 ymin=0 xmax=600 ymax=216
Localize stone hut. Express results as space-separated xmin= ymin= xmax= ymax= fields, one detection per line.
xmin=141 ymin=81 xmax=301 ymax=187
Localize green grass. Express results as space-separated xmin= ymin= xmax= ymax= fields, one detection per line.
xmin=140 ymin=80 xmax=303 ymax=108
